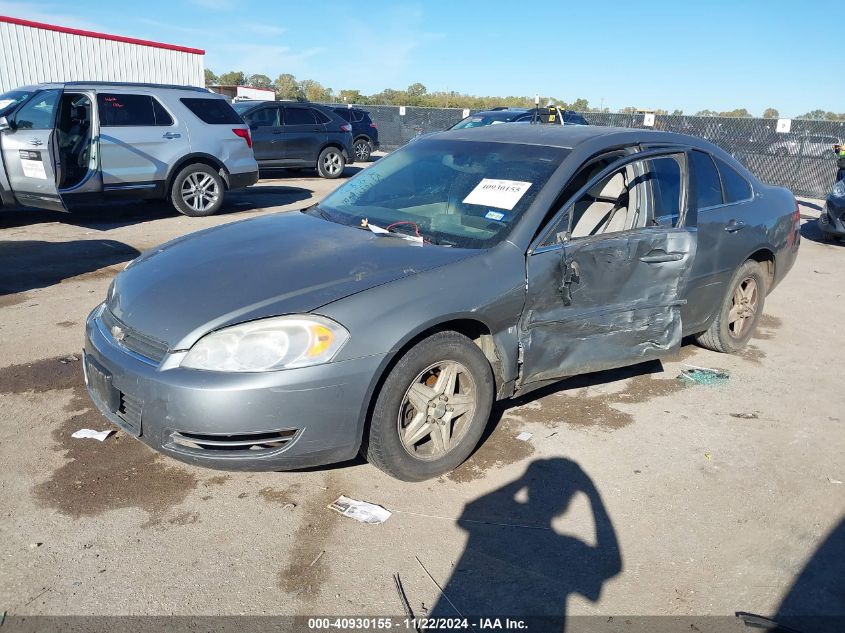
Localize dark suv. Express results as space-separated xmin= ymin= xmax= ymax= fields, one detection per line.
xmin=233 ymin=101 xmax=354 ymax=178
xmin=332 ymin=107 xmax=379 ymax=162
xmin=449 ymin=106 xmax=588 ymax=129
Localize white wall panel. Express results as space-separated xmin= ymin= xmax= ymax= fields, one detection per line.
xmin=0 ymin=21 xmax=204 ymax=92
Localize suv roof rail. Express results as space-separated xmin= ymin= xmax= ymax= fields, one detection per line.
xmin=53 ymin=81 xmax=211 ymax=93
xmin=490 ymin=106 xmax=509 ymax=110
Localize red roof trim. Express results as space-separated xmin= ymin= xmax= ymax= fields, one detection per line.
xmin=0 ymin=15 xmax=205 ymax=55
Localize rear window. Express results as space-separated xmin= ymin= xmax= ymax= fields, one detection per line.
xmin=97 ymin=94 xmax=172 ymax=127
xmin=690 ymin=150 xmax=723 ymax=209
xmin=716 ymin=158 xmax=752 ymax=203
xmin=334 ymin=109 xmax=352 ymax=122
xmin=312 ymin=108 xmax=332 ymax=124
xmin=180 ymin=98 xmax=242 ymax=124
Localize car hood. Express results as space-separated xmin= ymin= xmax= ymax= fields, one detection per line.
xmin=107 ymin=212 xmax=478 ymax=350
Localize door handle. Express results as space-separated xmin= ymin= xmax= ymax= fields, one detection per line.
xmin=162 ymin=132 xmax=181 ymax=139
xmin=640 ymin=250 xmax=685 ymax=263
xmin=725 ymin=219 xmax=746 ymax=233
xmin=29 ymin=139 xmax=44 ymax=146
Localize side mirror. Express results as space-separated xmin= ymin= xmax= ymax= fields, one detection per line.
xmin=0 ymin=116 xmax=10 ymax=132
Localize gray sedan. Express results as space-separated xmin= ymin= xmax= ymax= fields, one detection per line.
xmin=84 ymin=125 xmax=800 ymax=481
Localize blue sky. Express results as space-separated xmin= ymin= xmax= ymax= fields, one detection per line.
xmin=2 ymin=0 xmax=842 ymax=116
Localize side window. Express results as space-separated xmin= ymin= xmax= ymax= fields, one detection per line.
xmin=715 ymin=158 xmax=752 ymax=203
xmin=334 ymin=109 xmax=352 ymax=122
xmin=690 ymin=150 xmax=723 ymax=209
xmin=568 ymin=161 xmax=648 ymax=239
xmin=311 ymin=108 xmax=332 ymax=124
xmin=179 ymin=98 xmax=242 ymax=124
xmin=151 ymin=98 xmax=173 ymax=126
xmin=14 ymin=90 xmax=60 ymax=129
xmin=246 ymin=107 xmax=279 ymax=128
xmin=97 ymin=94 xmax=157 ymax=126
xmin=283 ymin=107 xmax=316 ymax=125
xmin=648 ymin=156 xmax=682 ymax=227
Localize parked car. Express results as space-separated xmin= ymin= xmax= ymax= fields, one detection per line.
xmin=331 ymin=107 xmax=379 ymax=162
xmin=232 ymin=101 xmax=354 ymax=178
xmin=819 ymin=177 xmax=845 ymax=240
xmin=449 ymin=106 xmax=588 ymax=130
xmin=0 ymin=82 xmax=258 ymax=217
xmin=768 ymin=134 xmax=843 ymax=157
xmin=83 ymin=125 xmax=799 ymax=481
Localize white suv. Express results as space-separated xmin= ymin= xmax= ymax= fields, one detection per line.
xmin=0 ymin=82 xmax=258 ymax=216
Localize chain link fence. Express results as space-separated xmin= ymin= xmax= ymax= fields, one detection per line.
xmin=331 ymin=103 xmax=845 ymax=199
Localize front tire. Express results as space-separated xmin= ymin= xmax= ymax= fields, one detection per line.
xmin=317 ymin=147 xmax=346 ymax=179
xmin=365 ymin=331 xmax=494 ymax=481
xmin=170 ymin=164 xmax=224 ymax=217
xmin=695 ymin=260 xmax=767 ymax=353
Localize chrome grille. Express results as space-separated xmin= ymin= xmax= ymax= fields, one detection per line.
xmin=101 ymin=308 xmax=169 ymax=363
xmin=168 ymin=429 xmax=298 ymax=455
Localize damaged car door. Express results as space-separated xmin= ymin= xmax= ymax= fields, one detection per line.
xmin=518 ymin=150 xmax=695 ymax=388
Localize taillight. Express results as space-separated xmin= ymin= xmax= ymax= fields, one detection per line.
xmin=340 ymin=123 xmax=352 ymax=132
xmin=232 ymin=128 xmax=252 ymax=148
xmin=369 ymin=122 xmax=377 ymax=128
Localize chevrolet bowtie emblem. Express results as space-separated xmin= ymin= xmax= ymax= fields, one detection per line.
xmin=110 ymin=325 xmax=126 ymax=343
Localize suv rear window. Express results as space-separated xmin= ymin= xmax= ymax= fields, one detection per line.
xmin=312 ymin=108 xmax=332 ymax=124
xmin=334 ymin=109 xmax=352 ymax=122
xmin=180 ymin=98 xmax=242 ymax=124
xmin=98 ymin=94 xmax=172 ymax=127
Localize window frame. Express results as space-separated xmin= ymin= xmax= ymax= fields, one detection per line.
xmin=531 ymin=146 xmax=690 ymax=254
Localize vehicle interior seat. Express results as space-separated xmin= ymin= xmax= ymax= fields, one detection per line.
xmin=57 ymin=98 xmax=92 ymax=188
xmin=571 ymin=171 xmax=628 ymax=237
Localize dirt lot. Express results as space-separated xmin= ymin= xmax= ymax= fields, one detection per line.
xmin=0 ymin=168 xmax=843 ymax=627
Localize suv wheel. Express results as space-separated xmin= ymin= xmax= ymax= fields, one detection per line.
xmin=353 ymin=138 xmax=372 ymax=162
xmin=317 ymin=147 xmax=345 ymax=179
xmin=364 ymin=331 xmax=494 ymax=481
xmin=171 ymin=164 xmax=224 ymax=217
xmin=695 ymin=259 xmax=767 ymax=353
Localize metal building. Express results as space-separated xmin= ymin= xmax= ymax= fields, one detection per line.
xmin=0 ymin=16 xmax=205 ymax=93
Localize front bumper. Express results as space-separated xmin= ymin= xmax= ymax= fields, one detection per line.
xmin=84 ymin=306 xmax=385 ymax=471
xmin=819 ymin=201 xmax=845 ymax=237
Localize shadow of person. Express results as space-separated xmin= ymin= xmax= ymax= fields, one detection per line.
xmin=772 ymin=517 xmax=845 ymax=633
xmin=430 ymin=458 xmax=621 ymax=631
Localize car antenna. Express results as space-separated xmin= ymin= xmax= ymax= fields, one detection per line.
xmin=532 ymin=92 xmax=539 ymax=125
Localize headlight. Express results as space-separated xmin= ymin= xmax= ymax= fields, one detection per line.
xmin=832 ymin=180 xmax=845 ymax=199
xmin=181 ymin=315 xmax=348 ymax=372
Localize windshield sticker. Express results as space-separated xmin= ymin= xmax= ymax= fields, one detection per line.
xmin=485 ymin=210 xmax=506 ymax=221
xmin=463 ymin=179 xmax=532 ymax=211
xmin=21 ymin=155 xmax=47 ymax=179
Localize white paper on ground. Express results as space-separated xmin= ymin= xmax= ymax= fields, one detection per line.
xmin=328 ymin=495 xmax=392 ymax=524
xmin=21 ymin=158 xmax=47 ymax=179
xmin=71 ymin=428 xmax=113 ymax=442
xmin=516 ymin=431 xmax=533 ymax=441
xmin=463 ymin=179 xmax=532 ymax=210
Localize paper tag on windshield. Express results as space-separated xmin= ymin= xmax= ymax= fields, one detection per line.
xmin=463 ymin=179 xmax=532 ymax=211
xmin=21 ymin=156 xmax=47 ymax=179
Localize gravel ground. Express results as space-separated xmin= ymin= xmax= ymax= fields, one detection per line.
xmin=0 ymin=170 xmax=843 ymax=629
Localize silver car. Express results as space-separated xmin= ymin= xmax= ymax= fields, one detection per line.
xmin=0 ymin=82 xmax=258 ymax=216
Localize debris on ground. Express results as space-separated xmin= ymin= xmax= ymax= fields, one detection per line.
xmin=730 ymin=412 xmax=759 ymax=419
xmin=59 ymin=355 xmax=79 ymax=364
xmin=328 ymin=495 xmax=392 ymax=524
xmin=308 ymin=551 xmax=325 ymax=568
xmin=828 ymin=477 xmax=843 ymax=485
xmin=70 ymin=429 xmax=113 ymax=442
xmin=415 ymin=555 xmax=463 ymax=618
xmin=515 ymin=431 xmax=533 ymax=441
xmin=393 ymin=573 xmax=416 ymax=622
xmin=29 ymin=542 xmax=43 ymax=549
xmin=679 ymin=365 xmax=731 ymax=386
xmin=705 ymin=452 xmax=713 ymax=461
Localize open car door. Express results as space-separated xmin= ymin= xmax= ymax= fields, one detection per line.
xmin=517 ymin=148 xmax=696 ymax=390
xmin=0 ymin=88 xmax=67 ymax=212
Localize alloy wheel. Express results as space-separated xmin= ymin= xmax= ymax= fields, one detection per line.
xmin=727 ymin=276 xmax=758 ymax=338
xmin=354 ymin=141 xmax=370 ymax=161
xmin=397 ymin=361 xmax=477 ymax=461
xmin=322 ymin=151 xmax=343 ymax=176
xmin=180 ymin=173 xmax=219 ymax=213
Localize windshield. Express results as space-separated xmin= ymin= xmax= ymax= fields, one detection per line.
xmin=450 ymin=112 xmax=523 ymax=130
xmin=318 ymin=139 xmax=569 ymax=248
xmin=0 ymin=90 xmax=34 ymax=117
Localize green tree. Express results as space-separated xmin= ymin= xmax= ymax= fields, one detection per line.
xmin=299 ymin=79 xmax=333 ymax=103
xmin=695 ymin=109 xmax=719 ymax=117
xmin=338 ymin=89 xmax=364 ymax=104
xmin=762 ymin=108 xmax=779 ymax=119
xmin=217 ymin=71 xmax=246 ymax=86
xmin=406 ymin=82 xmax=428 ymax=105
xmin=274 ymin=74 xmax=304 ymax=100
xmin=671 ymin=109 xmax=684 ymax=116
xmin=719 ymin=108 xmax=752 ymax=118
xmin=569 ymin=98 xmax=589 ymax=111
xmin=204 ymin=69 xmax=218 ymax=86
xmin=247 ymin=74 xmax=272 ymax=89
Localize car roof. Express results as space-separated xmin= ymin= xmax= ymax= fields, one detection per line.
xmin=427 ymin=123 xmax=717 ymax=151
xmin=22 ymin=81 xmax=211 ymax=93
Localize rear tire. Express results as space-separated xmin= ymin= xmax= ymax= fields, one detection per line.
xmin=316 ymin=147 xmax=346 ymax=179
xmin=170 ymin=164 xmax=224 ymax=217
xmin=353 ymin=138 xmax=372 ymax=162
xmin=695 ymin=260 xmax=767 ymax=353
xmin=365 ymin=331 xmax=494 ymax=481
